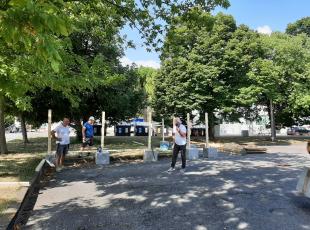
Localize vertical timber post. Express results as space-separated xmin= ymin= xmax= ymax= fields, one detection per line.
xmin=270 ymin=99 xmax=275 ymax=142
xmin=47 ymin=109 xmax=52 ymax=154
xmin=101 ymin=111 xmax=105 ymax=149
xmin=205 ymin=112 xmax=209 ymax=148
xmin=187 ymin=113 xmax=191 ymax=148
xmin=148 ymin=109 xmax=152 ymax=150
xmin=162 ymin=118 xmax=165 ymax=142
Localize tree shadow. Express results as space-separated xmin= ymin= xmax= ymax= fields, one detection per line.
xmin=25 ymin=152 xmax=310 ymax=230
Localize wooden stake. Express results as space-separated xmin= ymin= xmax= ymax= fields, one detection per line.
xmin=187 ymin=113 xmax=191 ymax=148
xmin=162 ymin=118 xmax=165 ymax=141
xmin=148 ymin=110 xmax=152 ymax=150
xmin=47 ymin=109 xmax=52 ymax=154
xmin=101 ymin=111 xmax=105 ymax=148
xmin=205 ymin=112 xmax=209 ymax=148
xmin=172 ymin=116 xmax=176 ymax=136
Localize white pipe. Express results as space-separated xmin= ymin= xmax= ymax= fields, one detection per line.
xmin=187 ymin=113 xmax=191 ymax=148
xmin=47 ymin=109 xmax=52 ymax=154
xmin=162 ymin=118 xmax=165 ymax=141
xmin=101 ymin=111 xmax=105 ymax=148
xmin=148 ymin=110 xmax=152 ymax=150
xmin=205 ymin=112 xmax=209 ymax=148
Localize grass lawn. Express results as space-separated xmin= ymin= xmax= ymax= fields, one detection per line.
xmin=2 ymin=135 xmax=309 ymax=182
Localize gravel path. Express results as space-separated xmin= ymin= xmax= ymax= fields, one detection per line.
xmin=25 ymin=143 xmax=310 ymax=230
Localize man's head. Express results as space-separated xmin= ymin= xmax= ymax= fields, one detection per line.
xmin=63 ymin=117 xmax=70 ymax=127
xmin=174 ymin=117 xmax=182 ymax=127
xmin=88 ymin=116 xmax=95 ymax=125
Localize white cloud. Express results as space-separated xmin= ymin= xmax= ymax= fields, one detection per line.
xmin=120 ymin=57 xmax=160 ymax=69
xmin=256 ymin=25 xmax=272 ymax=35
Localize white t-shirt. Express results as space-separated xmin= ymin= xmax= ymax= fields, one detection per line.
xmin=173 ymin=124 xmax=187 ymax=146
xmin=53 ymin=123 xmax=70 ymax=145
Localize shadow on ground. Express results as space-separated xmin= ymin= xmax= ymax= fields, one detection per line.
xmin=25 ymin=148 xmax=310 ymax=230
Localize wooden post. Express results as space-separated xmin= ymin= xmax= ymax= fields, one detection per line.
xmin=148 ymin=110 xmax=152 ymax=150
xmin=47 ymin=109 xmax=52 ymax=154
xmin=187 ymin=113 xmax=191 ymax=148
xmin=172 ymin=116 xmax=176 ymax=137
xmin=205 ymin=112 xmax=209 ymax=148
xmin=101 ymin=111 xmax=105 ymax=149
xmin=162 ymin=118 xmax=165 ymax=141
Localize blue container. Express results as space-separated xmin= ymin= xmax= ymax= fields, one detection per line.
xmin=160 ymin=141 xmax=170 ymax=151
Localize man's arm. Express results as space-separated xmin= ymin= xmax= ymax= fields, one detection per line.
xmin=176 ymin=127 xmax=186 ymax=138
xmin=82 ymin=126 xmax=86 ymax=140
xmin=51 ymin=128 xmax=61 ymax=141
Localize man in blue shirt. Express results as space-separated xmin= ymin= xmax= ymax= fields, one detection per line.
xmin=81 ymin=116 xmax=95 ymax=151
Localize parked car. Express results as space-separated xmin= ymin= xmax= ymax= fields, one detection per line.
xmin=287 ymin=126 xmax=310 ymax=136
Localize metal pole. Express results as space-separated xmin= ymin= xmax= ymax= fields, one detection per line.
xmin=101 ymin=111 xmax=105 ymax=148
xmin=270 ymin=99 xmax=275 ymax=142
xmin=205 ymin=112 xmax=209 ymax=148
xmin=187 ymin=113 xmax=191 ymax=148
xmin=162 ymin=118 xmax=165 ymax=141
xmin=148 ymin=110 xmax=152 ymax=150
xmin=47 ymin=109 xmax=52 ymax=154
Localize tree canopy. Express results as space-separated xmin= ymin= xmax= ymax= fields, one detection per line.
xmin=154 ymin=11 xmax=262 ymax=129
xmin=0 ymin=0 xmax=230 ymax=153
xmin=286 ymin=17 xmax=310 ymax=36
xmin=154 ymin=11 xmax=310 ymax=138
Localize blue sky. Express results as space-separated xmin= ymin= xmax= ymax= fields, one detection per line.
xmin=121 ymin=0 xmax=310 ymax=68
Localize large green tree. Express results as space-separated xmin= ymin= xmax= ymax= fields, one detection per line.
xmin=154 ymin=11 xmax=261 ymax=137
xmin=0 ymin=0 xmax=72 ymax=153
xmin=237 ymin=33 xmax=310 ymax=137
xmin=0 ymin=0 xmax=230 ymax=153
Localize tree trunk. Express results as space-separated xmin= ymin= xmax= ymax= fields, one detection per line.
xmin=207 ymin=111 xmax=216 ymax=140
xmin=269 ymin=99 xmax=276 ymax=141
xmin=20 ymin=114 xmax=29 ymax=144
xmin=0 ymin=95 xmax=8 ymax=154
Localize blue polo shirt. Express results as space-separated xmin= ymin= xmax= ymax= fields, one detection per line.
xmin=84 ymin=122 xmax=94 ymax=138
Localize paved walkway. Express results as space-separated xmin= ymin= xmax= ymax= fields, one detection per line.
xmin=25 ymin=144 xmax=310 ymax=230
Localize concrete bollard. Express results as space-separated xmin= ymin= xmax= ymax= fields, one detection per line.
xmin=199 ymin=147 xmax=208 ymax=158
xmin=186 ymin=147 xmax=199 ymax=160
xmin=208 ymin=147 xmax=218 ymax=158
xmin=296 ymin=167 xmax=310 ymax=198
xmin=96 ymin=148 xmax=110 ymax=165
xmin=143 ymin=150 xmax=158 ymax=162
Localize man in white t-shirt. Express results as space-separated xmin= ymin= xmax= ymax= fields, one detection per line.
xmin=168 ymin=117 xmax=187 ymax=173
xmin=51 ymin=117 xmax=70 ymax=171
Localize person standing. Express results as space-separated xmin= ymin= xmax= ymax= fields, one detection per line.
xmin=81 ymin=116 xmax=95 ymax=151
xmin=168 ymin=117 xmax=187 ymax=173
xmin=51 ymin=117 xmax=70 ymax=172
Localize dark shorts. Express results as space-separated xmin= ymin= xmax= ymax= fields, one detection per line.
xmin=82 ymin=137 xmax=94 ymax=147
xmin=56 ymin=144 xmax=69 ymax=156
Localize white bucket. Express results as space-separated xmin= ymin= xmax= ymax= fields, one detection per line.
xmin=96 ymin=148 xmax=110 ymax=165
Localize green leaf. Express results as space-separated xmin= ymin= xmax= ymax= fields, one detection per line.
xmin=51 ymin=60 xmax=60 ymax=72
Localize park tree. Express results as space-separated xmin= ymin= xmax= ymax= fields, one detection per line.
xmin=0 ymin=0 xmax=230 ymax=153
xmin=286 ymin=17 xmax=310 ymax=36
xmin=137 ymin=67 xmax=158 ymax=104
xmin=236 ymin=33 xmax=310 ymax=138
xmin=154 ymin=11 xmax=262 ymax=137
xmin=0 ymin=0 xmax=72 ymax=153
